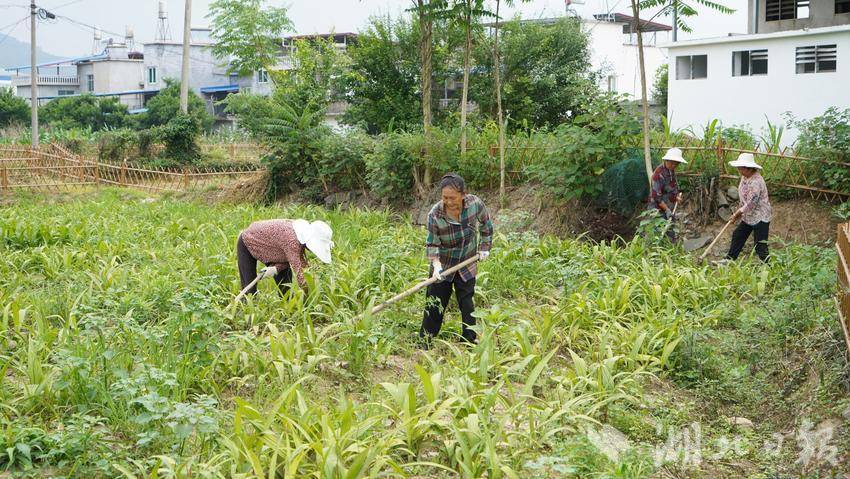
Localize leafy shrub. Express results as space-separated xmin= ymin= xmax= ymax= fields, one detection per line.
xmin=157 ymin=115 xmax=201 ymax=165
xmin=318 ymin=129 xmax=372 ymax=191
xmin=0 ymin=88 xmax=29 ymax=127
xmin=364 ymin=131 xmax=418 ymax=201
xmin=787 ymin=107 xmax=850 ymax=193
xmin=140 ymin=80 xmax=213 ymax=131
xmin=39 ymin=94 xmax=129 ymax=131
xmin=96 ymin=128 xmax=138 ymax=162
xmin=259 ymin=100 xmax=328 ymax=203
xmin=526 ymin=95 xmax=641 ymax=199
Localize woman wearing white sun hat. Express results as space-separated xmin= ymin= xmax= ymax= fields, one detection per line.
xmin=236 ymin=219 xmax=334 ymax=296
xmin=647 ymin=147 xmax=687 ymax=241
xmin=725 ymin=153 xmax=772 ymax=262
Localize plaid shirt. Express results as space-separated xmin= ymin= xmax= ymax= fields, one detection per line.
xmin=426 ymin=194 xmax=493 ymax=282
xmin=647 ymin=164 xmax=679 ymax=212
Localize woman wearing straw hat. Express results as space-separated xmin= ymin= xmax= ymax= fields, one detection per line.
xmin=725 ymin=153 xmax=772 ymax=262
xmin=236 ymin=219 xmax=334 ymax=296
xmin=647 ymin=148 xmax=687 ymax=241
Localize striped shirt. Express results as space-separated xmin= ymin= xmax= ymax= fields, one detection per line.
xmin=426 ymin=194 xmax=494 ymax=282
xmin=241 ymin=220 xmax=308 ymax=288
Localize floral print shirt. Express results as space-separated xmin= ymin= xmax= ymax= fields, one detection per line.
xmin=738 ymin=172 xmax=772 ymax=225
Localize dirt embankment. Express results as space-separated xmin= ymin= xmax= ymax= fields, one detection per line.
xmin=205 ymin=178 xmax=842 ymax=248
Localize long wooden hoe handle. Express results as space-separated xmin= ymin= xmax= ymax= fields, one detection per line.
xmin=233 ymin=275 xmax=263 ymax=303
xmin=699 ymin=217 xmax=735 ymax=261
xmin=359 ymin=254 xmax=481 ymax=319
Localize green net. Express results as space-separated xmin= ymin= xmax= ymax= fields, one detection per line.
xmin=596 ymin=151 xmax=653 ymax=216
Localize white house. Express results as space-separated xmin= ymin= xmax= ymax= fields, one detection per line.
xmin=666 ymin=0 xmax=850 ymax=145
xmin=586 ymin=13 xmax=670 ymax=100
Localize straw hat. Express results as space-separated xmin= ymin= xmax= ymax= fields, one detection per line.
xmin=729 ymin=152 xmax=763 ymax=170
xmin=291 ymin=219 xmax=334 ymax=264
xmin=662 ymin=147 xmax=688 ymax=164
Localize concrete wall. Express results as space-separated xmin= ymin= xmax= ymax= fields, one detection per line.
xmin=749 ymin=0 xmax=850 ymax=34
xmin=17 ymin=85 xmax=80 ymax=103
xmin=586 ymin=21 xmax=669 ymax=101
xmin=143 ymin=42 xmax=232 ymax=94
xmin=666 ymin=27 xmax=850 ymax=146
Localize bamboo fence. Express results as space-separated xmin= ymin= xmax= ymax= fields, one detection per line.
xmin=837 ymin=221 xmax=850 ymax=356
xmin=0 ymin=144 xmax=264 ymax=194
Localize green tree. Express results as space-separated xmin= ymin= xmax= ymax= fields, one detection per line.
xmin=207 ymin=0 xmax=293 ymax=76
xmin=470 ymin=18 xmax=595 ymax=129
xmin=443 ymin=0 xmax=491 ymax=155
xmin=141 ymin=80 xmax=213 ymax=130
xmin=275 ymin=37 xmax=349 ymax=111
xmin=39 ymin=94 xmax=129 ymax=131
xmin=341 ymin=16 xmax=424 ymax=133
xmin=491 ymin=0 xmax=531 ymax=203
xmin=0 ymin=88 xmax=29 ymax=127
xmin=632 ymin=0 xmax=734 ymax=185
xmin=652 ymin=63 xmax=668 ymax=111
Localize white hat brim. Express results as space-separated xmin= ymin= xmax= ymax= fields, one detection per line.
xmin=728 ymin=160 xmax=763 ymax=169
xmin=307 ymin=239 xmax=332 ymax=264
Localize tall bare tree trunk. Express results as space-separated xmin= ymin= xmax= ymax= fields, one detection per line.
xmin=418 ymin=0 xmax=434 ymax=196
xmin=493 ymin=0 xmax=506 ymax=204
xmin=460 ymin=1 xmax=472 ymax=156
xmin=630 ymin=0 xmax=653 ymax=187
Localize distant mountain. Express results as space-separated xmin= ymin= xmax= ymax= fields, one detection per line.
xmin=0 ymin=37 xmax=66 ymax=69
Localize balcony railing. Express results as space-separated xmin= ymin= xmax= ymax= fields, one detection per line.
xmin=12 ymin=75 xmax=80 ymax=86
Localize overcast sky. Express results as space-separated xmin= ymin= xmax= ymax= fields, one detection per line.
xmin=0 ymin=0 xmax=748 ymax=58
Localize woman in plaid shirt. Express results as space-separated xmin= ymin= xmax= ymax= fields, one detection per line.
xmin=421 ymin=173 xmax=494 ymax=346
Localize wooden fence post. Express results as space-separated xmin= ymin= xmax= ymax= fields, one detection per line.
xmin=93 ymin=160 xmax=100 ymax=185
xmin=716 ymin=137 xmax=725 ymax=175
xmin=1 ymin=167 xmax=8 ymax=192
xmin=120 ymin=159 xmax=128 ymax=186
xmin=182 ymin=166 xmax=189 ymax=190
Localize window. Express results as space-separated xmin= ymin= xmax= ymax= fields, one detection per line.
xmin=258 ymin=69 xmax=269 ymax=83
xmin=58 ymin=90 xmax=75 ymax=96
xmin=87 ymin=74 xmax=94 ymax=92
xmin=675 ymin=55 xmax=707 ymax=80
xmin=732 ymin=49 xmax=768 ymax=76
xmin=147 ymin=67 xmax=157 ymax=84
xmin=766 ymin=0 xmax=809 ymax=20
xmin=796 ymin=44 xmax=837 ymax=73
xmin=606 ymin=75 xmax=617 ymax=92
xmin=838 ymin=0 xmax=850 ymax=14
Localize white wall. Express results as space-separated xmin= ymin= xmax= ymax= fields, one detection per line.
xmin=143 ymin=42 xmax=232 ymax=93
xmin=667 ymin=27 xmax=850 ymax=146
xmin=586 ymin=21 xmax=668 ymax=100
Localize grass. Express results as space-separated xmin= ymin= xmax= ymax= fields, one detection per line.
xmin=0 ymin=188 xmax=847 ymax=478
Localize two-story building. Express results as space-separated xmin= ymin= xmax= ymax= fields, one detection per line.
xmin=666 ymin=0 xmax=850 ymax=145
xmin=10 ymin=41 xmax=150 ymax=110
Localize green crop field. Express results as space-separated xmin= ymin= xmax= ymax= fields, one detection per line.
xmin=0 ymin=189 xmax=847 ymax=478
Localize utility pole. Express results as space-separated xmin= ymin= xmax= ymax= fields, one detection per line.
xmin=30 ymin=1 xmax=38 ymax=148
xmin=179 ymin=0 xmax=192 ymax=114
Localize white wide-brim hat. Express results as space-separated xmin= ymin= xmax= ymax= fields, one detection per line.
xmin=728 ymin=152 xmax=763 ymax=170
xmin=662 ymin=147 xmax=688 ymax=164
xmin=291 ymin=219 xmax=334 ymax=264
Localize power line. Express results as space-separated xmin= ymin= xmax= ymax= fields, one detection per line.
xmin=0 ymin=13 xmax=29 ymax=47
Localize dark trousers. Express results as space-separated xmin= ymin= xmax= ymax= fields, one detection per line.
xmin=726 ymin=221 xmax=770 ymax=262
xmin=421 ymin=275 xmax=477 ymax=342
xmin=236 ymin=234 xmax=293 ymax=295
